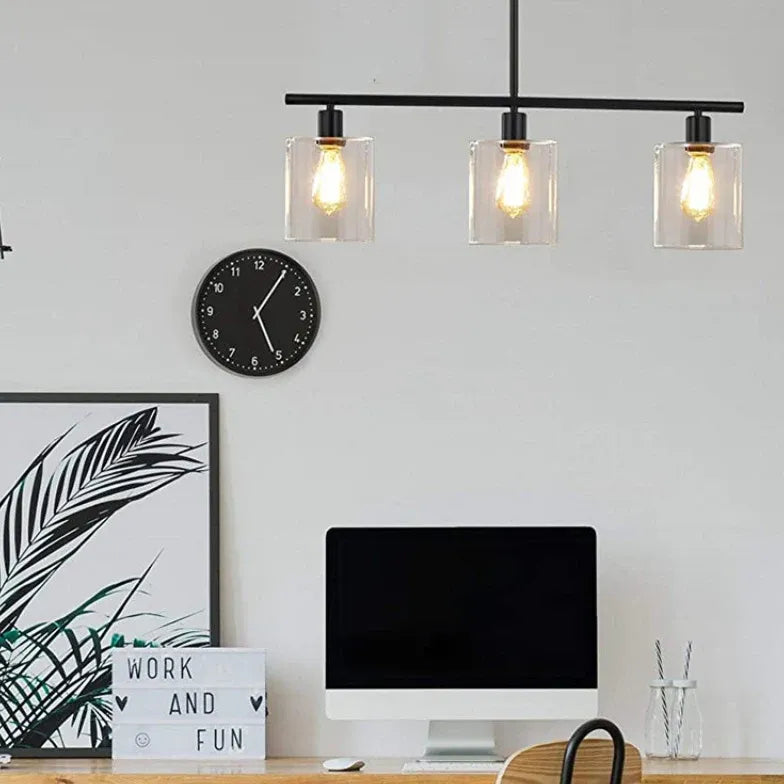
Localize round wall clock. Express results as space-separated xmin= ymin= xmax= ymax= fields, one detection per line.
xmin=192 ymin=249 xmax=320 ymax=376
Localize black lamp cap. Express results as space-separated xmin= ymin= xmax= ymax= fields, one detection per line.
xmin=318 ymin=107 xmax=344 ymax=139
xmin=686 ymin=113 xmax=711 ymax=144
xmin=502 ymin=110 xmax=527 ymax=141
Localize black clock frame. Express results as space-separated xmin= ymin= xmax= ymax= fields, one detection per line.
xmin=192 ymin=249 xmax=321 ymax=377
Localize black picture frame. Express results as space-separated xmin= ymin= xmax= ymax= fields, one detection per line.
xmin=0 ymin=393 xmax=220 ymax=757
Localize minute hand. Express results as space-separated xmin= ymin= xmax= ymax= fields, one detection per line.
xmin=256 ymin=269 xmax=287 ymax=313
xmin=253 ymin=313 xmax=275 ymax=353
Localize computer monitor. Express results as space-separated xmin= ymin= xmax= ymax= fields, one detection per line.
xmin=325 ymin=526 xmax=598 ymax=760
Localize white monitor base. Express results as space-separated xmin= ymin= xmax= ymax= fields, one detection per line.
xmin=420 ymin=720 xmax=503 ymax=762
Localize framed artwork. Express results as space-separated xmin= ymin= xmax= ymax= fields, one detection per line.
xmin=0 ymin=394 xmax=219 ymax=757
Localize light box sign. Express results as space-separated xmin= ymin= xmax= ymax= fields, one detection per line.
xmin=112 ymin=648 xmax=265 ymax=760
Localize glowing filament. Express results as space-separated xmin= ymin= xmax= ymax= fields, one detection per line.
xmin=680 ymin=151 xmax=716 ymax=222
xmin=312 ymin=144 xmax=347 ymax=215
xmin=495 ymin=148 xmax=532 ymax=218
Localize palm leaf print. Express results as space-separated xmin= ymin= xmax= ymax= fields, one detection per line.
xmin=0 ymin=405 xmax=211 ymax=750
xmin=0 ymin=408 xmax=202 ymax=632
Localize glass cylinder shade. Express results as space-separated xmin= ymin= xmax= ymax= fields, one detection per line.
xmin=469 ymin=139 xmax=557 ymax=245
xmin=654 ymin=142 xmax=742 ymax=249
xmin=285 ymin=136 xmax=374 ymax=242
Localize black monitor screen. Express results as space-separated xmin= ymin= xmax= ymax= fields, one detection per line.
xmin=326 ymin=527 xmax=597 ymax=689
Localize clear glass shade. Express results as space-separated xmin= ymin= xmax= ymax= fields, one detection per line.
xmin=469 ymin=139 xmax=557 ymax=245
xmin=654 ymin=142 xmax=742 ymax=249
xmin=285 ymin=136 xmax=374 ymax=242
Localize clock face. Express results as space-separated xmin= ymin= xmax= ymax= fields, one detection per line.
xmin=193 ymin=249 xmax=320 ymax=376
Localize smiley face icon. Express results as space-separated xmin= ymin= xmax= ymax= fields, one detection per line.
xmin=135 ymin=732 xmax=151 ymax=749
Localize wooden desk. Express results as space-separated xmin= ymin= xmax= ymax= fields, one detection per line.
xmin=1 ymin=758 xmax=782 ymax=784
xmin=644 ymin=759 xmax=784 ymax=784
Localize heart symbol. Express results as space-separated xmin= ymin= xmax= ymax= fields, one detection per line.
xmin=250 ymin=694 xmax=263 ymax=712
xmin=115 ymin=696 xmax=128 ymax=712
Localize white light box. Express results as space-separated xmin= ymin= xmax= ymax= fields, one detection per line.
xmin=112 ymin=648 xmax=266 ymax=760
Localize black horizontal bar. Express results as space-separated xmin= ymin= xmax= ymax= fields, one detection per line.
xmin=285 ymin=93 xmax=744 ymax=114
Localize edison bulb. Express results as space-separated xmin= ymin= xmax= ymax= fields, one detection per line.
xmin=680 ymin=151 xmax=716 ymax=222
xmin=312 ymin=144 xmax=347 ymax=215
xmin=495 ymin=146 xmax=532 ymax=218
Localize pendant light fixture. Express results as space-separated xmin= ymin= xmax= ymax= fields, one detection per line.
xmin=654 ymin=113 xmax=742 ymax=249
xmin=285 ymin=108 xmax=374 ymax=242
xmin=284 ymin=1 xmax=744 ymax=249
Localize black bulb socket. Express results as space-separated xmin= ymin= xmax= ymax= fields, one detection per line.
xmin=502 ymin=110 xmax=527 ymax=142
xmin=685 ymin=113 xmax=712 ymax=149
xmin=318 ymin=107 xmax=344 ymax=141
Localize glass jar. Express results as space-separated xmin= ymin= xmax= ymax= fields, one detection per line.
xmin=644 ymin=679 xmax=673 ymax=758
xmin=670 ymin=679 xmax=702 ymax=759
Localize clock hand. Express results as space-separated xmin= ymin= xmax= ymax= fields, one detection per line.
xmin=250 ymin=269 xmax=288 ymax=356
xmin=253 ymin=312 xmax=275 ymax=353
xmin=256 ymin=269 xmax=287 ymax=313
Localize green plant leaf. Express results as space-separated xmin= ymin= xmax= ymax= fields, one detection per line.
xmin=0 ymin=569 xmax=208 ymax=749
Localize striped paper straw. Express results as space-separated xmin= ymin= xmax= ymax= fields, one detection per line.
xmin=674 ymin=641 xmax=693 ymax=757
xmin=655 ymin=639 xmax=670 ymax=751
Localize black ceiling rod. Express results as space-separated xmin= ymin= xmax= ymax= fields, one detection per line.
xmin=510 ymin=0 xmax=519 ymax=109
xmin=502 ymin=0 xmax=527 ymax=141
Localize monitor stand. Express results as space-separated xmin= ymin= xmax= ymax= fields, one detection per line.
xmin=420 ymin=720 xmax=503 ymax=762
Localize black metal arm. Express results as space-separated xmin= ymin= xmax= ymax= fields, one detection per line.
xmin=284 ymin=0 xmax=744 ymax=122
xmin=285 ymin=93 xmax=744 ymax=114
xmin=0 ymin=215 xmax=11 ymax=261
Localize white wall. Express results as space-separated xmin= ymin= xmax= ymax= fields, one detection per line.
xmin=0 ymin=0 xmax=781 ymax=758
